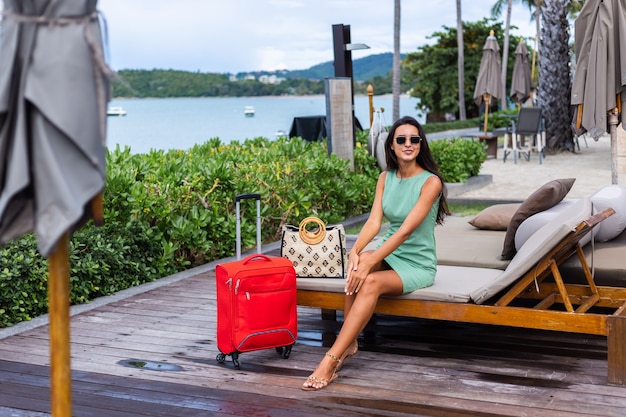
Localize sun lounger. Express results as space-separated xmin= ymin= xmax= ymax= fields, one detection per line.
xmin=296 ymin=197 xmax=626 ymax=385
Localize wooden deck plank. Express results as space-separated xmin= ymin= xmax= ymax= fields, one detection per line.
xmin=2 ymin=265 xmax=626 ymax=416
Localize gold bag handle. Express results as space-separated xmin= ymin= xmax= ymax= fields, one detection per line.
xmin=299 ymin=216 xmax=326 ymax=245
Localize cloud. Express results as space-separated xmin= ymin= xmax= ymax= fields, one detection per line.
xmin=97 ymin=0 xmax=540 ymax=73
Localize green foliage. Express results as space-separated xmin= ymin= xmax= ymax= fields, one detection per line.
xmin=0 ymin=235 xmax=48 ymax=326
xmin=430 ymin=137 xmax=486 ymax=183
xmin=112 ymin=69 xmax=325 ymax=98
xmin=285 ymin=53 xmax=405 ymax=83
xmin=111 ymin=54 xmax=409 ymax=98
xmin=479 ymin=108 xmax=518 ymax=132
xmin=0 ymin=220 xmax=173 ymax=327
xmin=447 ymin=202 xmax=491 ymax=216
xmin=402 ymin=18 xmax=531 ymax=118
xmin=422 ymin=118 xmax=481 ymax=134
xmin=103 ymin=136 xmax=380 ymax=269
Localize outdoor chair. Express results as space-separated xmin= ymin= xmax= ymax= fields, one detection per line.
xmin=503 ymin=107 xmax=545 ymax=164
xmin=574 ymin=133 xmax=589 ymax=151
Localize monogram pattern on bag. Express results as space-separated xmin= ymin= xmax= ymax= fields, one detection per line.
xmin=280 ymin=224 xmax=347 ymax=278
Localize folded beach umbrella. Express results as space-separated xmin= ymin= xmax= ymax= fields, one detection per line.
xmin=0 ymin=0 xmax=112 ymax=414
xmin=510 ymin=39 xmax=532 ymax=107
xmin=571 ymin=0 xmax=626 ymax=183
xmin=473 ymin=31 xmax=504 ymax=135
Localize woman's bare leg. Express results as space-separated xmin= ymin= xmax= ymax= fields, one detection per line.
xmin=302 ymin=268 xmax=403 ymax=389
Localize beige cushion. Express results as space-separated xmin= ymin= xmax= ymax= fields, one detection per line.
xmin=560 ymin=228 xmax=626 ymax=286
xmin=472 ymin=197 xmax=592 ymax=304
xmin=468 ymin=203 xmax=521 ymax=231
xmin=436 ymin=216 xmax=509 ymax=270
xmin=297 ymin=265 xmax=503 ymax=303
xmin=501 ymin=178 xmax=576 ymax=260
xmin=590 ymin=185 xmax=626 ymax=242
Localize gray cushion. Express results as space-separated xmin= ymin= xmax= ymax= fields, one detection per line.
xmin=590 ymin=185 xmax=626 ymax=242
xmin=436 ymin=216 xmax=509 ymax=270
xmin=560 ymin=227 xmax=626 ymax=286
xmin=297 ymin=265 xmax=503 ymax=303
xmin=471 ymin=197 xmax=592 ymax=304
xmin=514 ymin=199 xmax=592 ymax=250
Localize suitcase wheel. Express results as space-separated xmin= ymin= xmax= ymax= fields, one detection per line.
xmin=276 ymin=345 xmax=292 ymax=359
xmin=216 ymin=352 xmax=241 ymax=369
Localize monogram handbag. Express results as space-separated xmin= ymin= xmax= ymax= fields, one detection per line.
xmin=280 ymin=216 xmax=348 ymax=278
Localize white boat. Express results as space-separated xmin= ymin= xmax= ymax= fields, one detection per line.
xmin=107 ymin=106 xmax=127 ymax=117
xmin=275 ymin=130 xmax=287 ymax=139
xmin=244 ymin=106 xmax=255 ymax=117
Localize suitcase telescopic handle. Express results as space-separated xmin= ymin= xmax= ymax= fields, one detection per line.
xmin=235 ymin=193 xmax=262 ymax=260
xmin=236 ymin=193 xmax=261 ymax=202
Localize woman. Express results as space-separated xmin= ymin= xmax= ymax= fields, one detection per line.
xmin=302 ymin=116 xmax=448 ymax=390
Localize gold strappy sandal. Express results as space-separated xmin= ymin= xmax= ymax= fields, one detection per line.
xmin=336 ymin=340 xmax=358 ymax=372
xmin=301 ymin=352 xmax=340 ymax=391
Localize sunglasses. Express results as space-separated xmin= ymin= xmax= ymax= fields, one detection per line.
xmin=395 ymin=135 xmax=422 ymax=145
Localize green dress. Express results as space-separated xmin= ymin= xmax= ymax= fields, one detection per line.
xmin=376 ymin=170 xmax=439 ymax=293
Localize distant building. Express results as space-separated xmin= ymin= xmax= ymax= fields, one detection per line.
xmin=259 ymin=74 xmax=285 ymax=84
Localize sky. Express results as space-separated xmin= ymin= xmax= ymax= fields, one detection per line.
xmin=63 ymin=1 xmax=541 ymax=74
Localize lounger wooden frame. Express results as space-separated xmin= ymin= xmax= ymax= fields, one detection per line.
xmin=296 ymin=208 xmax=626 ymax=385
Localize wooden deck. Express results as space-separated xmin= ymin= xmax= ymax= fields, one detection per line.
xmin=1 ymin=244 xmax=626 ymax=416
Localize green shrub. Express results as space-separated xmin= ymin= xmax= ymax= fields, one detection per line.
xmin=430 ymin=137 xmax=486 ymax=183
xmin=0 ymin=235 xmax=48 ymax=326
xmin=479 ymin=108 xmax=518 ymax=131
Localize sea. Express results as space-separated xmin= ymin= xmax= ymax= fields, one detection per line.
xmin=106 ymin=95 xmax=423 ymax=154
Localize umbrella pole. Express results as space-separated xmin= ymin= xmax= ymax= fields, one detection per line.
xmin=483 ymin=94 xmax=491 ymax=135
xmin=48 ymin=232 xmax=72 ymax=416
xmin=609 ymin=108 xmax=620 ymax=184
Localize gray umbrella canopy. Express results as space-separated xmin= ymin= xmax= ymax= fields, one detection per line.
xmin=473 ymin=31 xmax=503 ymax=134
xmin=510 ymin=39 xmax=532 ymax=105
xmin=571 ymin=0 xmax=626 ymax=184
xmin=571 ymin=0 xmax=626 ymax=140
xmin=0 ymin=0 xmax=111 ymax=257
xmin=473 ymin=31 xmax=504 ymax=106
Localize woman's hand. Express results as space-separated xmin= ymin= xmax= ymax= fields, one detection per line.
xmin=345 ymin=253 xmax=365 ymax=295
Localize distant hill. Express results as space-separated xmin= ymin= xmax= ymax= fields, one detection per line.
xmin=236 ymin=52 xmax=405 ymax=82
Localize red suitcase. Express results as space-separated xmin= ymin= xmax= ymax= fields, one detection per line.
xmin=215 ymin=193 xmax=297 ymax=369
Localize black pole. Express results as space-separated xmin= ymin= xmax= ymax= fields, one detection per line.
xmin=332 ymin=24 xmax=352 ymax=77
xmin=332 ymin=24 xmax=356 ymax=145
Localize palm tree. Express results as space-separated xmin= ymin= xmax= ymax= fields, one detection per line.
xmin=392 ymin=0 xmax=401 ymax=121
xmin=491 ymin=0 xmax=583 ymax=151
xmin=456 ymin=0 xmax=467 ymax=120
xmin=501 ymin=0 xmax=513 ymax=109
xmin=538 ymin=0 xmax=572 ymax=150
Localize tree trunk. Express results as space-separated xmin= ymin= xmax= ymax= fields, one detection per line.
xmin=392 ymin=0 xmax=401 ymax=121
xmin=456 ymin=0 xmax=467 ymax=120
xmin=500 ymin=0 xmax=513 ymax=110
xmin=532 ymin=0 xmax=541 ymax=85
xmin=537 ymin=0 xmax=573 ymax=151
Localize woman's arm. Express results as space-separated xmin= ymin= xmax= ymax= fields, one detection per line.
xmin=348 ymin=171 xmax=387 ymax=259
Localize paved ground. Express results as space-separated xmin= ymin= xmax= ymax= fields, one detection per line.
xmin=435 ymin=130 xmax=625 ymax=201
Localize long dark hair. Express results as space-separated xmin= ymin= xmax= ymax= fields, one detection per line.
xmin=384 ymin=116 xmax=448 ymax=224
